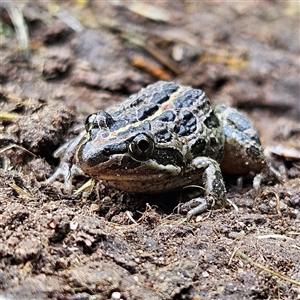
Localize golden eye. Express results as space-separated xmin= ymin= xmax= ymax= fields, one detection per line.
xmin=129 ymin=133 xmax=154 ymax=160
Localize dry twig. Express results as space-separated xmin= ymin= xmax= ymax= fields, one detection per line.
xmin=236 ymin=251 xmax=300 ymax=287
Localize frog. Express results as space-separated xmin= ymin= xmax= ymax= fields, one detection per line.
xmin=47 ymin=81 xmax=267 ymax=218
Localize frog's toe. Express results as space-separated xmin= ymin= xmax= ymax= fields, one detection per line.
xmin=46 ymin=162 xmax=83 ymax=192
xmin=46 ymin=163 xmax=71 ymax=191
xmin=253 ymin=173 xmax=262 ymax=193
xmin=178 ymin=198 xmax=208 ymax=218
xmin=46 ymin=162 xmax=68 ymax=182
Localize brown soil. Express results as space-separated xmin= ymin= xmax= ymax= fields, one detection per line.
xmin=1 ymin=1 xmax=300 ymax=299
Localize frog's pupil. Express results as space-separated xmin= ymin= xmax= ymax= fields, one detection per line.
xmin=138 ymin=139 xmax=150 ymax=152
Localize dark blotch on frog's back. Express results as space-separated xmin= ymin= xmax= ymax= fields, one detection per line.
xmin=150 ymin=82 xmax=180 ymax=104
xmin=155 ymin=128 xmax=172 ymax=143
xmin=117 ymin=120 xmax=152 ymax=137
xmin=173 ymin=88 xmax=204 ymax=108
xmin=191 ymin=138 xmax=224 ymax=162
xmin=108 ymin=119 xmax=128 ymax=132
xmin=108 ymin=82 xmax=180 ymax=132
xmin=175 ymin=110 xmax=197 ymax=136
xmin=128 ymin=93 xmax=147 ymax=108
xmin=204 ymin=112 xmax=220 ymax=129
xmin=137 ymin=103 xmax=158 ymax=121
xmin=154 ymin=110 xmax=176 ymax=122
xmin=127 ymin=81 xmax=179 ymax=107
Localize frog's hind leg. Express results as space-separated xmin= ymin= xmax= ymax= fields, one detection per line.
xmin=214 ymin=104 xmax=266 ymax=175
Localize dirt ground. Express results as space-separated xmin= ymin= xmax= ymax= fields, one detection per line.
xmin=1 ymin=1 xmax=300 ymax=299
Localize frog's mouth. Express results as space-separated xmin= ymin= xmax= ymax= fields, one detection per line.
xmin=79 ymin=152 xmax=181 ymax=181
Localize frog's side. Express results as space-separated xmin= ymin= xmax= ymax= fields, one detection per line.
xmin=47 ymin=81 xmax=266 ymax=217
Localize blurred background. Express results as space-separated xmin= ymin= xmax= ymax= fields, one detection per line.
xmin=1 ymin=1 xmax=299 ymax=115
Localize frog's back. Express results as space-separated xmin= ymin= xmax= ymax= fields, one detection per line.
xmin=103 ymin=81 xmax=225 ymax=163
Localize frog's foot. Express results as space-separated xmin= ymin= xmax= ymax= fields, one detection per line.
xmin=46 ymin=131 xmax=87 ymax=192
xmin=178 ymin=196 xmax=238 ymax=219
xmin=177 ymin=157 xmax=228 ymax=218
xmin=253 ymin=162 xmax=283 ymax=192
xmin=46 ymin=162 xmax=85 ymax=192
xmin=177 ymin=198 xmax=208 ymax=219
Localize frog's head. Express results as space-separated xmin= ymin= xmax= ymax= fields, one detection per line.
xmin=76 ymin=111 xmax=183 ymax=180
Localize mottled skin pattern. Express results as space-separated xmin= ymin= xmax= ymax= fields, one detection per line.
xmin=214 ymin=104 xmax=266 ymax=175
xmin=48 ymin=81 xmax=266 ymax=217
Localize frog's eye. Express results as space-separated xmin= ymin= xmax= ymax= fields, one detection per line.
xmin=129 ymin=133 xmax=154 ymax=160
xmin=85 ymin=111 xmax=114 ymax=133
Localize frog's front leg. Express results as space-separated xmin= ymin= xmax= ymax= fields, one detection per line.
xmin=179 ymin=157 xmax=227 ymax=218
xmin=46 ymin=131 xmax=86 ymax=192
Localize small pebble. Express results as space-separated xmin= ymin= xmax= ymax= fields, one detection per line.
xmin=111 ymin=291 xmax=121 ymax=300
xmin=202 ymin=271 xmax=209 ymax=278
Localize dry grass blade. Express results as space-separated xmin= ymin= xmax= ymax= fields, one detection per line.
xmin=257 ymin=234 xmax=293 ymax=240
xmin=236 ymin=251 xmax=300 ymax=286
xmin=2 ymin=0 xmax=30 ymax=58
xmin=0 ymin=112 xmax=19 ymax=120
xmin=126 ymin=3 xmax=171 ymax=22
xmin=0 ymin=144 xmax=35 ymax=156
xmin=9 ymin=182 xmax=34 ymax=200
